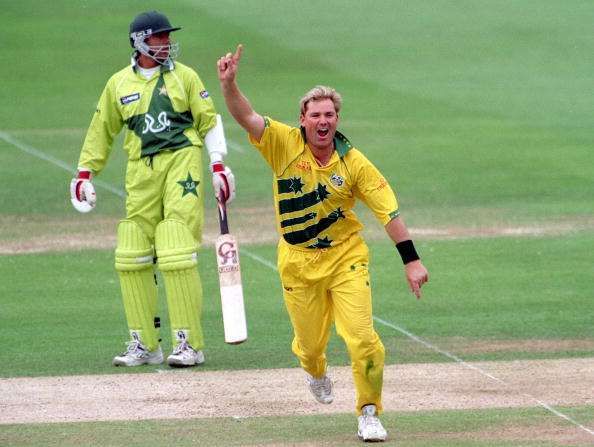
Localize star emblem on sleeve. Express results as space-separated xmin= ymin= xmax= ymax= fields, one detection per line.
xmin=177 ymin=172 xmax=199 ymax=197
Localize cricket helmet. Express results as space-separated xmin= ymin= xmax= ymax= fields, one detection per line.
xmin=129 ymin=11 xmax=181 ymax=64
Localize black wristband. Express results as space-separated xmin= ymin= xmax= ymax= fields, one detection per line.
xmin=396 ymin=240 xmax=420 ymax=264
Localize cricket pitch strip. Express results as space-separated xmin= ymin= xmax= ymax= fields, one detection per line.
xmin=1 ymin=358 xmax=592 ymax=425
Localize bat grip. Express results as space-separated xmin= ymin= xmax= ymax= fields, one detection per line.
xmin=217 ymin=199 xmax=230 ymax=235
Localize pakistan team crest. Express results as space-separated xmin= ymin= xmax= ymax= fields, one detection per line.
xmin=177 ymin=172 xmax=199 ymax=197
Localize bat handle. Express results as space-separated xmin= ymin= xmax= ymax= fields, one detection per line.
xmin=217 ymin=197 xmax=230 ymax=235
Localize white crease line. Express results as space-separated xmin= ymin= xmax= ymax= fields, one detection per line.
xmin=227 ymin=138 xmax=246 ymax=154
xmin=242 ymin=249 xmax=278 ymax=271
xmin=0 ymin=131 xmax=75 ymax=172
xmin=1 ymin=130 xmax=244 ymax=194
xmin=237 ymin=251 xmax=594 ymax=437
xmin=375 ymin=316 xmax=594 ymax=437
xmin=0 ymin=131 xmax=126 ymax=199
xmin=373 ymin=317 xmax=505 ymax=384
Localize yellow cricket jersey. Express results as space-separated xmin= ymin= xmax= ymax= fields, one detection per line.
xmin=249 ymin=118 xmax=399 ymax=249
xmin=78 ymin=60 xmax=217 ymax=174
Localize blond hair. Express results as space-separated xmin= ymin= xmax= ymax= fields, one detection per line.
xmin=299 ymin=85 xmax=342 ymax=115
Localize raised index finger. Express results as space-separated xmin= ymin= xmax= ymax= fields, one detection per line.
xmin=233 ymin=44 xmax=243 ymax=62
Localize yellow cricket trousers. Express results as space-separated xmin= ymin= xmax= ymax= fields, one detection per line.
xmin=278 ymin=233 xmax=385 ymax=414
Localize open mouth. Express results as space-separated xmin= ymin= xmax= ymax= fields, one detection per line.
xmin=317 ymin=128 xmax=329 ymax=138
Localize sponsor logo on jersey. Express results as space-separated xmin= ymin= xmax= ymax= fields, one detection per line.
xmin=296 ymin=159 xmax=311 ymax=171
xmin=377 ymin=177 xmax=388 ymax=190
xmin=120 ymin=92 xmax=140 ymax=105
xmin=199 ymin=90 xmax=210 ymax=99
xmin=330 ymin=173 xmax=344 ymax=187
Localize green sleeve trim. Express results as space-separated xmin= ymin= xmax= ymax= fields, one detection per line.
xmin=388 ymin=210 xmax=400 ymax=220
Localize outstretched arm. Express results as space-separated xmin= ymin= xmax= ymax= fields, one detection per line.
xmin=385 ymin=216 xmax=429 ymax=299
xmin=217 ymin=45 xmax=265 ymax=141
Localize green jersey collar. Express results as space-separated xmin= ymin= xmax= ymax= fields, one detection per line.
xmin=299 ymin=127 xmax=353 ymax=158
xmin=334 ymin=130 xmax=353 ymax=157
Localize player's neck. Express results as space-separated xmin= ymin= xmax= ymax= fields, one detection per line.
xmin=309 ymin=145 xmax=334 ymax=167
xmin=137 ymin=54 xmax=160 ymax=69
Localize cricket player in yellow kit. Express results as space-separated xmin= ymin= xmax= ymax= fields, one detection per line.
xmin=70 ymin=11 xmax=236 ymax=368
xmin=218 ymin=45 xmax=429 ymax=443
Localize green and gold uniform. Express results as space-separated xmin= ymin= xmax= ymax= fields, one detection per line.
xmin=78 ymin=59 xmax=216 ymax=351
xmin=249 ymin=118 xmax=399 ymax=414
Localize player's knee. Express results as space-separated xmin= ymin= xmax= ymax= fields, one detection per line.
xmin=293 ymin=338 xmax=326 ymax=360
xmin=115 ymin=219 xmax=154 ymax=272
xmin=342 ymin=326 xmax=384 ymax=354
xmin=154 ymin=219 xmax=198 ymax=272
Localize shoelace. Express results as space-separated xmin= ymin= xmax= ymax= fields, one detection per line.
xmin=310 ymin=377 xmax=331 ymax=394
xmin=361 ymin=415 xmax=382 ymax=430
xmin=121 ymin=340 xmax=145 ymax=356
xmin=172 ymin=340 xmax=189 ymax=355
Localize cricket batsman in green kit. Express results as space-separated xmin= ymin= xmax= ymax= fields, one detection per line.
xmin=70 ymin=11 xmax=235 ymax=367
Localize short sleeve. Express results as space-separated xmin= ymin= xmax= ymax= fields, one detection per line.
xmin=350 ymin=150 xmax=400 ymax=225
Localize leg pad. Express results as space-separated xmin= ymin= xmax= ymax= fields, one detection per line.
xmin=155 ymin=219 xmax=204 ymax=350
xmin=115 ymin=220 xmax=159 ymax=351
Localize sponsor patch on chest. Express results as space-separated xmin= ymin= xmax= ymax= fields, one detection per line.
xmin=296 ymin=159 xmax=311 ymax=171
xmin=120 ymin=92 xmax=141 ymax=105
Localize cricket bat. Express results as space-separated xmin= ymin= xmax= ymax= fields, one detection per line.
xmin=215 ymin=198 xmax=247 ymax=344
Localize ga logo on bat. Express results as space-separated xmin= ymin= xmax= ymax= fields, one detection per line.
xmin=217 ymin=241 xmax=239 ymax=272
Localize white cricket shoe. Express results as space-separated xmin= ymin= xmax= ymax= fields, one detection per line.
xmin=357 ymin=404 xmax=387 ymax=442
xmin=307 ymin=373 xmax=334 ymax=404
xmin=167 ymin=339 xmax=205 ymax=367
xmin=112 ymin=340 xmax=163 ymax=367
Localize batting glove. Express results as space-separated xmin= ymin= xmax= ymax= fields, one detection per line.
xmin=70 ymin=169 xmax=96 ymax=213
xmin=211 ymin=161 xmax=236 ymax=203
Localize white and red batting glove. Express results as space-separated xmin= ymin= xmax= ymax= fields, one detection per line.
xmin=70 ymin=169 xmax=96 ymax=213
xmin=211 ymin=161 xmax=236 ymax=203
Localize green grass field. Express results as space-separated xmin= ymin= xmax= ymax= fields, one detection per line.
xmin=1 ymin=0 xmax=593 ymax=446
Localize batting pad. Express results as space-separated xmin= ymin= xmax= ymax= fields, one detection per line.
xmin=114 ymin=219 xmax=160 ymax=351
xmin=155 ymin=219 xmax=204 ymax=350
